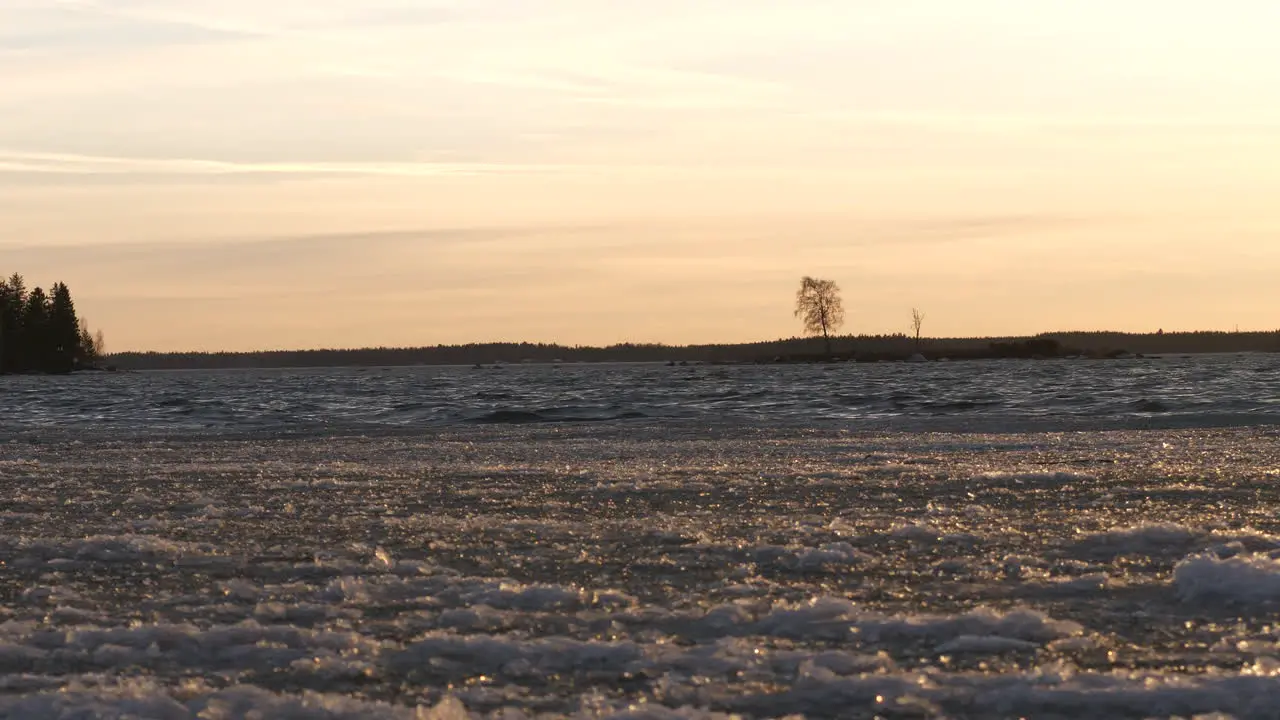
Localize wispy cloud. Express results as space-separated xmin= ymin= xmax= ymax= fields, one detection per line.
xmin=440 ymin=63 xmax=787 ymax=110
xmin=1 ymin=1 xmax=262 ymax=53
xmin=0 ymin=149 xmax=600 ymax=179
xmin=29 ymin=0 xmax=463 ymax=40
xmin=1 ymin=223 xmax=614 ymax=255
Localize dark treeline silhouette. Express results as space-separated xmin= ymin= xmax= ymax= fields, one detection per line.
xmin=0 ymin=273 xmax=104 ymax=374
xmin=106 ymin=330 xmax=1280 ymax=371
xmin=1039 ymin=331 xmax=1280 ymax=356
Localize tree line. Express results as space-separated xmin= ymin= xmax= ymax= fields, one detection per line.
xmin=106 ymin=330 xmax=1280 ymax=371
xmin=792 ymin=275 xmax=1280 ymax=359
xmin=71 ymin=272 xmax=1280 ymax=371
xmin=0 ymin=274 xmax=104 ymax=374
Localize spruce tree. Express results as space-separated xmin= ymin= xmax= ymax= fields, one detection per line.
xmin=48 ymin=283 xmax=80 ymax=373
xmin=22 ymin=287 xmax=50 ymax=373
xmin=0 ymin=279 xmax=10 ymax=374
xmin=0 ymin=274 xmax=27 ymax=373
xmin=0 ymin=274 xmax=99 ymax=373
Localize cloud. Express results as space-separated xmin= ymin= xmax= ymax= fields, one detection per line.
xmin=440 ymin=63 xmax=786 ymax=110
xmin=877 ymin=214 xmax=1090 ymax=244
xmin=0 ymin=149 xmax=599 ymax=181
xmin=335 ymin=5 xmax=461 ymax=28
xmin=0 ymin=223 xmax=615 ymax=259
xmin=0 ymin=2 xmax=261 ymax=53
xmin=27 ymin=0 xmax=463 ymax=41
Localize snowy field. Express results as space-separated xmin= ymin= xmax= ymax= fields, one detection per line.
xmin=3 ymin=424 xmax=1280 ymax=718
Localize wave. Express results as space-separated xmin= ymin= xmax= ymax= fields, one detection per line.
xmin=6 ymin=355 xmax=1280 ymax=436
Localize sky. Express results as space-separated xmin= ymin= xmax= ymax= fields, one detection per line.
xmin=3 ymin=0 xmax=1280 ymax=352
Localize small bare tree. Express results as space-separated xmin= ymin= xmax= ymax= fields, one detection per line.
xmin=78 ymin=318 xmax=106 ymax=364
xmin=795 ymin=276 xmax=844 ymax=356
xmin=911 ymin=308 xmax=925 ymax=352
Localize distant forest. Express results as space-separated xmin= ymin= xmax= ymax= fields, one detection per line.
xmin=0 ymin=273 xmax=104 ymax=374
xmin=107 ymin=330 xmax=1280 ymax=371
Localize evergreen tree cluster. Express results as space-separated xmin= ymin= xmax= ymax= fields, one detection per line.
xmin=0 ymin=273 xmax=103 ymax=374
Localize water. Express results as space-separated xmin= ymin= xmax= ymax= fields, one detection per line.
xmin=5 ymin=355 xmax=1280 ymax=718
xmin=2 ymin=353 xmax=1278 ymax=437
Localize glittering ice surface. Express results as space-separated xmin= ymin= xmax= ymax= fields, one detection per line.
xmin=4 ymin=423 xmax=1280 ymax=718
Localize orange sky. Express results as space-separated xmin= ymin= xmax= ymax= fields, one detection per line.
xmin=3 ymin=1 xmax=1280 ymax=351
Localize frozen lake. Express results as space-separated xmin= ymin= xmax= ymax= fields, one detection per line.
xmin=3 ymin=359 xmax=1280 ymax=718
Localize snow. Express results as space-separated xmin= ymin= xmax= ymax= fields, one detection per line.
xmin=750 ymin=600 xmax=1081 ymax=645
xmin=14 ymin=671 xmax=1280 ymax=719
xmin=1174 ymin=552 xmax=1280 ymax=606
xmin=888 ymin=523 xmax=944 ymax=542
xmin=3 ymin=425 xmax=1280 ymax=717
xmin=751 ymin=542 xmax=874 ymax=570
xmin=935 ymin=634 xmax=1039 ymax=653
xmin=0 ymin=680 xmax=458 ymax=719
xmin=971 ymin=471 xmax=1097 ymax=484
xmin=1 ymin=534 xmax=223 ymax=568
xmin=1073 ymin=523 xmax=1206 ymax=558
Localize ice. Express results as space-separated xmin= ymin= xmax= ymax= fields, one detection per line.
xmin=735 ymin=670 xmax=1280 ymax=719
xmin=888 ymin=523 xmax=944 ymax=542
xmin=11 ymin=671 xmax=1280 ymax=720
xmin=1073 ymin=523 xmax=1206 ymax=558
xmin=2 ymin=534 xmax=223 ymax=568
xmin=752 ymin=542 xmax=874 ymax=570
xmin=1074 ymin=525 xmax=1280 ymax=562
xmin=2 ymin=425 xmax=1280 ymax=717
xmin=0 ymin=620 xmax=387 ymax=676
xmin=1174 ymin=552 xmax=1280 ymax=606
xmin=971 ymin=471 xmax=1096 ymax=484
xmin=392 ymin=634 xmax=645 ymax=680
xmin=749 ymin=600 xmax=1081 ymax=645
xmin=934 ymin=635 xmax=1039 ymax=654
xmin=1036 ymin=573 xmax=1121 ymax=595
xmin=0 ymin=680 xmax=444 ymax=719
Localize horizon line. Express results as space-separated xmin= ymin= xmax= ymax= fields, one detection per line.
xmin=107 ymin=328 xmax=1280 ymax=356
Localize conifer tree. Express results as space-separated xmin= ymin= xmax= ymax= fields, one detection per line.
xmin=48 ymin=283 xmax=80 ymax=373
xmin=0 ymin=275 xmax=99 ymax=374
xmin=22 ymin=287 xmax=51 ymax=372
xmin=0 ymin=274 xmax=27 ymax=373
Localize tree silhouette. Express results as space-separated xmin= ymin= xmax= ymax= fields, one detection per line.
xmin=0 ymin=273 xmax=101 ymax=374
xmin=48 ymin=283 xmax=81 ymax=374
xmin=79 ymin=317 xmax=106 ymax=365
xmin=0 ymin=274 xmax=27 ymax=372
xmin=21 ymin=288 xmax=51 ymax=372
xmin=911 ymin=308 xmax=926 ymax=352
xmin=794 ymin=276 xmax=844 ymax=356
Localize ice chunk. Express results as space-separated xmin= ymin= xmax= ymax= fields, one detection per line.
xmin=1174 ymin=552 xmax=1280 ymax=606
xmin=753 ymin=542 xmax=874 ymax=570
xmin=424 ymin=696 xmax=470 ymax=720
xmin=750 ymin=599 xmax=1081 ymax=645
xmin=935 ymin=635 xmax=1039 ymax=654
xmin=971 ymin=471 xmax=1096 ymax=484
xmin=391 ymin=634 xmax=645 ymax=679
xmin=889 ymin=523 xmax=943 ymax=542
xmin=1074 ymin=523 xmax=1204 ymax=558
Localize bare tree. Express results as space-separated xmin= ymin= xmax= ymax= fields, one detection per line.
xmin=78 ymin=318 xmax=106 ymax=364
xmin=911 ymin=308 xmax=925 ymax=352
xmin=794 ymin=276 xmax=844 ymax=356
